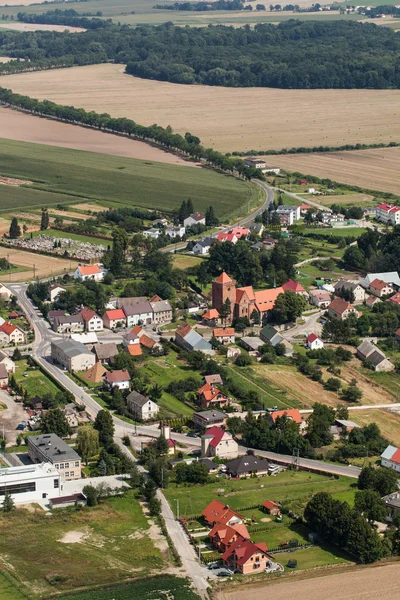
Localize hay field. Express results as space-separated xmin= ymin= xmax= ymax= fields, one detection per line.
xmin=352 ymin=409 xmax=400 ymax=446
xmin=4 ymin=64 xmax=400 ymax=153
xmin=0 ymin=247 xmax=78 ymax=281
xmin=315 ymin=193 xmax=375 ymax=206
xmin=220 ymin=563 xmax=400 ymax=600
xmin=274 ymin=147 xmax=400 ymax=195
xmin=0 ymin=107 xmax=197 ymax=166
xmin=0 ymin=22 xmax=85 ymax=32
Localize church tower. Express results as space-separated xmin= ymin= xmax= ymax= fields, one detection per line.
xmin=212 ymin=272 xmax=236 ymax=317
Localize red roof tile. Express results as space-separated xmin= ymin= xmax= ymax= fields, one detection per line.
xmin=307 ymin=333 xmax=319 ymax=343
xmin=262 ymin=500 xmax=281 ymax=510
xmin=0 ymin=322 xmax=16 ymax=336
xmin=270 ymin=409 xmax=302 ymax=425
xmin=105 ymin=309 xmax=125 ymax=320
xmin=105 ymin=369 xmax=130 ymax=383
xmin=214 ymin=272 xmax=233 ymax=284
xmin=282 ymin=279 xmax=306 ymax=293
xmin=213 ymin=327 xmax=235 ymax=337
xmin=78 ymin=264 xmax=101 ymax=276
xmin=203 ymin=308 xmax=220 ymax=320
xmin=127 ymin=345 xmax=143 ymax=357
xmin=390 ymin=448 xmax=400 ymax=464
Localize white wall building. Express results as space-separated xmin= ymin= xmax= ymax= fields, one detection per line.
xmin=143 ymin=229 xmax=161 ymax=239
xmin=0 ymin=463 xmax=61 ymax=505
xmin=381 ymin=445 xmax=400 ymax=472
xmin=376 ymin=203 xmax=400 ymax=225
xmin=165 ymin=226 xmax=186 ymax=238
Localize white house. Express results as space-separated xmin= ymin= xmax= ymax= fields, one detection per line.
xmin=49 ymin=283 xmax=66 ymax=302
xmin=143 ymin=229 xmax=161 ymax=239
xmin=305 ymin=333 xmax=324 ymax=350
xmin=184 ymin=213 xmax=206 ymax=227
xmin=193 ymin=239 xmax=211 ymax=255
xmin=244 ymin=158 xmax=266 ymax=170
xmin=276 ymin=205 xmax=301 ymax=222
xmin=309 ymin=289 xmax=331 ymax=308
xmin=0 ymin=350 xmax=15 ymax=373
xmin=376 ymin=203 xmax=400 ymax=225
xmin=201 ymin=426 xmax=238 ymax=460
xmin=0 ymin=463 xmax=61 ymax=505
xmin=127 ymin=391 xmax=159 ymax=421
xmin=74 ymin=264 xmax=105 ymax=282
xmin=103 ymin=309 xmax=126 ymax=330
xmin=80 ymin=307 xmax=104 ymax=331
xmin=121 ymin=301 xmax=153 ymax=327
xmin=381 ymin=445 xmax=400 ymax=472
xmin=334 ymin=279 xmax=365 ymax=304
xmin=104 ymin=369 xmax=131 ymax=391
xmin=165 ymin=226 xmax=186 ymax=239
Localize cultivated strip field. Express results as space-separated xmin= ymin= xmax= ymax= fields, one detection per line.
xmin=0 ymin=23 xmax=86 ymax=32
xmin=219 ymin=563 xmax=400 ymax=600
xmin=314 ymin=193 xmax=375 ymax=206
xmin=274 ymin=147 xmax=400 ymax=195
xmin=3 ymin=64 xmax=400 ymax=152
xmin=0 ymin=247 xmax=78 ymax=281
xmin=0 ymin=108 xmax=198 ymax=166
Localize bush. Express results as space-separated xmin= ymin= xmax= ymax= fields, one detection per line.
xmin=235 ymin=354 xmax=253 ymax=367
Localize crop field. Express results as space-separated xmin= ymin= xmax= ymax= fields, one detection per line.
xmin=275 ymin=147 xmax=400 ymax=195
xmin=0 ymin=107 xmax=198 ymax=166
xmin=0 ymin=138 xmax=255 ymax=218
xmin=172 ymin=255 xmax=205 ymax=270
xmin=310 ymin=193 xmax=375 ymax=206
xmin=351 ymin=409 xmax=400 ymax=446
xmin=0 ymin=246 xmax=78 ymax=281
xmin=4 ymin=64 xmax=400 ymax=153
xmin=0 ymin=22 xmax=85 ymax=32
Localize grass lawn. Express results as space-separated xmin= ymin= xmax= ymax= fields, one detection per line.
xmin=0 ymin=491 xmax=166 ymax=596
xmin=296 ymin=261 xmax=359 ymax=289
xmin=25 ymin=228 xmax=110 ymax=247
xmin=0 ymin=139 xmax=257 ymax=219
xmin=227 ymin=365 xmax=296 ymax=410
xmin=172 ymin=255 xmax=205 ymax=270
xmin=61 ymin=575 xmax=201 ymax=600
xmin=164 ymin=471 xmax=356 ymax=518
xmin=331 ymin=489 xmax=357 ymax=507
xmin=363 ymin=370 xmax=400 ymax=398
xmin=14 ymin=359 xmax=61 ymax=398
xmin=0 ymin=573 xmax=26 ymax=600
xmin=270 ymin=544 xmax=350 ymax=571
xmin=301 ymin=227 xmax=368 ymax=238
xmin=251 ymin=523 xmax=310 ymax=549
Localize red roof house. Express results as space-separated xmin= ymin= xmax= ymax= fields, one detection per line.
xmin=222 ymin=538 xmax=270 ymax=574
xmin=202 ymin=500 xmax=244 ymax=527
xmin=282 ymin=279 xmax=306 ymax=294
xmin=209 ymin=522 xmax=250 ymax=552
xmin=197 ymin=383 xmax=229 ymax=409
xmin=262 ymin=500 xmax=281 ymax=516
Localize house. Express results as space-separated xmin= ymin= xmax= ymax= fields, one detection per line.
xmin=127 ymin=344 xmax=143 ymax=358
xmin=48 ymin=283 xmax=66 ymax=302
xmin=282 ymin=279 xmax=307 ymax=297
xmin=192 ymin=409 xmax=227 ymax=429
xmin=260 ymin=325 xmax=293 ymax=357
xmin=0 ymin=283 xmax=12 ymax=302
xmin=360 ymin=272 xmax=400 ymax=290
xmin=53 ymin=313 xmax=84 ymax=334
xmin=276 ymin=205 xmax=301 ymax=222
xmin=251 ymin=223 xmax=264 ymax=237
xmin=51 ymin=339 xmax=96 ymax=372
xmin=74 ymin=264 xmax=105 ymax=282
xmin=334 ymin=279 xmax=365 ymax=303
xmin=28 ymin=433 xmax=81 ymax=481
xmin=143 ymin=228 xmax=161 ymax=239
xmin=82 ymin=361 xmax=107 ymax=384
xmin=368 ymin=278 xmax=394 ymax=298
xmin=201 ymin=426 xmax=238 ymax=460
xmin=225 ymin=452 xmax=270 ymax=478
xmin=376 ymin=202 xmax=400 ymax=225
xmin=204 ymin=374 xmax=223 ymax=386
xmin=121 ymin=301 xmax=153 ymax=328
xmin=334 ymin=419 xmax=361 ymax=433
xmin=70 ymin=332 xmax=98 ymax=346
xmin=216 ymin=232 xmax=238 ymax=244
xmin=209 ymin=522 xmax=250 ymax=553
xmin=202 ymin=308 xmax=220 ymax=327
xmin=79 ymin=307 xmax=103 ymax=331
xmin=175 ymin=323 xmax=213 ymax=354
xmin=165 ymin=226 xmax=186 ymax=239
xmin=0 ymin=363 xmax=8 ymax=387
xmin=63 ymin=403 xmax=91 ymax=428
xmin=262 ymin=500 xmax=281 ymax=517
xmin=0 ymin=463 xmax=61 ymax=505
xmin=0 ymin=350 xmax=15 ymax=373
xmin=202 ymin=499 xmax=244 ymax=527
xmin=213 ymin=327 xmax=235 ymax=345
xmin=197 ymin=383 xmax=229 ymax=409
xmin=103 ymin=309 xmax=126 ymax=330
xmin=357 ymin=340 xmax=394 ymax=372
xmin=269 ymin=409 xmax=307 ymax=434
xmin=381 ymin=445 xmax=400 ymax=472
xmin=327 ymin=298 xmax=359 ymax=321
xmin=104 ymin=369 xmax=131 ymax=390
xmin=244 ymin=158 xmax=266 ymax=170
xmin=127 ymin=390 xmax=159 ymax=421
xmin=94 ymin=342 xmax=118 ymax=364
xmin=240 ymin=337 xmax=264 ymax=353
xmin=0 ymin=322 xmax=25 ymax=345
xmin=193 ymin=238 xmax=213 ymax=255
xmin=140 ymin=333 xmax=161 ymax=352
xmin=222 ymin=538 xmax=270 ymax=575
xmin=365 ymin=295 xmax=381 ymax=309
xmin=48 ymin=310 xmax=66 ymax=326
xmin=306 ymin=333 xmax=324 ymax=350
xmin=150 ymin=298 xmax=173 ymax=325
xmin=184 ymin=212 xmax=206 ymax=227
xmin=387 ymin=292 xmax=400 ymax=306
xmin=308 ymin=290 xmax=331 ymax=309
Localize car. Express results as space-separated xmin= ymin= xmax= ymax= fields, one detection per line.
xmin=287 ymin=560 xmax=297 ymax=568
xmin=16 ymin=424 xmax=26 ymax=430
xmin=186 ymin=432 xmax=197 ymax=438
xmin=217 ymin=570 xmax=233 ymax=577
xmin=208 ymin=563 xmax=220 ymax=570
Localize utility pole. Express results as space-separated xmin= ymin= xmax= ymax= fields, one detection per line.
xmin=175 ymin=498 xmax=179 ymax=520
xmin=292 ymin=448 xmax=300 ymax=471
xmin=33 ymin=264 xmax=36 ymax=280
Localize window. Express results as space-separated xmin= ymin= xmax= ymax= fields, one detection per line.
xmin=70 ymin=472 xmax=74 ymax=477
xmin=54 ymin=464 xmax=59 ymax=469
xmin=54 ymin=479 xmax=59 ymax=488
xmin=64 ymin=462 xmax=69 ymax=468
xmin=59 ymin=463 xmax=64 ymax=469
xmin=0 ymin=482 xmax=36 ymax=496
xmin=75 ymin=461 xmax=79 ymax=467
xmin=65 ymin=473 xmax=69 ymax=477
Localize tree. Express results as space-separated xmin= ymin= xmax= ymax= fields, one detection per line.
xmin=2 ymin=492 xmax=15 ymax=513
xmin=110 ymin=228 xmax=128 ymax=276
xmin=12 ymin=347 xmax=22 ymax=361
xmin=336 ymin=405 xmax=349 ymax=420
xmin=9 ymin=217 xmax=21 ymax=239
xmin=346 ymin=513 xmax=386 ymax=563
xmin=76 ymin=426 xmax=99 ymax=464
xmin=41 ymin=408 xmax=72 ymax=438
xmin=358 ymin=464 xmax=398 ymax=495
xmin=354 ymin=489 xmax=386 ymax=523
xmin=94 ymin=409 xmax=114 ymax=447
xmin=251 ymin=309 xmax=260 ymax=325
xmin=149 ymin=496 xmax=162 ymax=516
xmin=343 ymin=245 xmax=365 ymax=269
xmin=83 ymin=484 xmax=99 ymax=506
xmin=342 ymin=382 xmax=362 ymax=403
xmin=205 ymin=205 xmax=219 ymax=227
xmin=219 ymin=297 xmax=231 ymax=324
xmin=40 ymin=209 xmax=49 ymax=230
xmin=271 ymin=290 xmax=307 ymax=324
xmin=325 ymin=377 xmax=342 ymax=392
xmin=149 ymin=384 xmax=163 ymax=401
xmin=306 ymin=403 xmax=335 ymax=448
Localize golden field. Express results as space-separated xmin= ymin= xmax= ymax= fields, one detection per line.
xmin=3 ymin=63 xmax=400 ymax=153
xmin=0 ymin=247 xmax=78 ymax=281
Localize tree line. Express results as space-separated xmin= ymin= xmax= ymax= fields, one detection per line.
xmin=16 ymin=9 xmax=111 ymax=29
xmin=154 ymin=0 xmax=252 ymax=11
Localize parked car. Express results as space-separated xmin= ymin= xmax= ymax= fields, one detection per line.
xmin=217 ymin=570 xmax=233 ymax=577
xmin=16 ymin=424 xmax=26 ymax=430
xmin=186 ymin=432 xmax=197 ymax=438
xmin=208 ymin=563 xmax=220 ymax=570
xmin=287 ymin=560 xmax=297 ymax=568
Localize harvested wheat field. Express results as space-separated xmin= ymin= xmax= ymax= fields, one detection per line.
xmin=0 ymin=107 xmax=197 ymax=166
xmin=315 ymin=193 xmax=375 ymax=206
xmin=0 ymin=247 xmax=78 ymax=281
xmin=274 ymin=147 xmax=400 ymax=195
xmin=0 ymin=56 xmax=12 ymax=63
xmin=0 ymin=23 xmax=85 ymax=32
xmin=65 ymin=203 xmax=107 ymax=213
xmin=3 ymin=63 xmax=400 ymax=152
xmin=351 ymin=409 xmax=400 ymax=446
xmin=218 ymin=563 xmax=400 ymax=600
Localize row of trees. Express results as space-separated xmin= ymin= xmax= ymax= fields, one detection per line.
xmin=16 ymin=9 xmax=111 ymax=29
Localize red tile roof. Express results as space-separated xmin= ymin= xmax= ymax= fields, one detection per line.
xmin=262 ymin=500 xmax=281 ymax=510
xmin=236 ymin=286 xmax=255 ymax=303
xmin=388 ymin=293 xmax=400 ymax=305
xmin=390 ymin=448 xmax=400 ymax=464
xmin=198 ymin=383 xmax=226 ymax=403
xmin=140 ymin=334 xmax=156 ymax=349
xmin=270 ymin=409 xmax=302 ymax=425
xmin=80 ymin=307 xmax=98 ymax=322
xmin=307 ymin=333 xmax=319 ymax=343
xmin=370 ymin=278 xmax=388 ymax=291
xmin=282 ymin=279 xmax=306 ymax=293
xmin=254 ymin=287 xmax=284 ymax=313
xmin=0 ymin=322 xmax=16 ymax=336
xmin=176 ymin=323 xmax=192 ymax=338
xmin=214 ymin=272 xmax=233 ymax=284
xmin=78 ymin=264 xmax=101 ymax=276
xmin=105 ymin=369 xmax=130 ymax=383
xmin=130 ymin=325 xmax=143 ymax=335
xmin=202 ymin=500 xmax=243 ymax=526
xmin=222 ymin=538 xmax=268 ymax=566
xmin=105 ymin=309 xmax=125 ymax=320
xmin=203 ymin=308 xmax=220 ymax=320
xmin=328 ymin=297 xmax=352 ymax=315
xmin=204 ymin=425 xmax=228 ymax=448
xmin=213 ymin=327 xmax=235 ymax=338
xmin=127 ymin=345 xmax=143 ymax=357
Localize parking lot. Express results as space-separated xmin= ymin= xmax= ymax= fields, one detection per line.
xmin=0 ymin=389 xmax=26 ymax=445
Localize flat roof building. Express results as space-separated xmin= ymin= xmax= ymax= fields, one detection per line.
xmin=0 ymin=463 xmax=61 ymax=504
xmin=51 ymin=338 xmax=96 ymax=373
xmin=28 ymin=434 xmax=81 ymax=481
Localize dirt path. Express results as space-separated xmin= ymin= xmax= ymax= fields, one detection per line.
xmin=216 ymin=563 xmax=400 ymax=600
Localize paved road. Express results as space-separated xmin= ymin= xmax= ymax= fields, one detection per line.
xmin=281 ymin=309 xmax=323 ymax=341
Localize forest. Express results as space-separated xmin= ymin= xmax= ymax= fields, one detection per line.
xmin=1 ymin=19 xmax=400 ymax=88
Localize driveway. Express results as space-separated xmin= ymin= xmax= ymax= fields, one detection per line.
xmin=0 ymin=389 xmax=27 ymax=444
xmin=281 ymin=310 xmax=323 ymax=341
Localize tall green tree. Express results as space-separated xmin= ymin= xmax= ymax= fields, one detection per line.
xmin=9 ymin=217 xmax=21 ymax=239
xmin=40 ymin=209 xmax=49 ymax=230
xmin=76 ymin=426 xmax=99 ymax=464
xmin=205 ymin=205 xmax=219 ymax=227
xmin=41 ymin=408 xmax=72 ymax=438
xmin=94 ymin=409 xmax=114 ymax=447
xmin=271 ymin=290 xmax=307 ymax=324
xmin=2 ymin=492 xmax=15 ymax=513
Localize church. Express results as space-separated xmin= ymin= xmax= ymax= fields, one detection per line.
xmin=211 ymin=272 xmax=284 ymax=323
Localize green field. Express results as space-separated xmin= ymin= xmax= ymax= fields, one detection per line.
xmin=301 ymin=227 xmax=368 ymax=238
xmin=164 ymin=470 xmax=356 ymax=518
xmin=14 ymin=359 xmax=61 ymax=399
xmin=0 ymin=139 xmax=257 ymax=219
xmin=270 ymin=544 xmax=350 ymax=571
xmin=61 ymin=575 xmax=201 ymax=600
xmin=26 ymin=228 xmax=111 ymax=247
xmin=0 ymin=573 xmax=26 ymax=600
xmin=0 ymin=491 xmax=166 ymax=595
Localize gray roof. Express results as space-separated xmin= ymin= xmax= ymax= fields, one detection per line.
xmin=151 ymin=300 xmax=172 ymax=313
xmin=226 ymin=454 xmax=269 ymax=475
xmin=362 ymin=272 xmax=400 ymax=288
xmin=369 ymin=350 xmax=388 ymax=368
xmin=194 ymin=409 xmax=227 ymax=422
xmin=357 ymin=339 xmax=376 ymax=359
xmin=194 ymin=239 xmax=212 ymax=249
xmin=51 ymin=338 xmax=93 ymax=358
xmin=54 ymin=313 xmax=84 ymax=326
xmin=381 ymin=445 xmax=398 ymax=460
xmin=199 ymin=458 xmax=217 ymax=471
xmin=241 ymin=336 xmax=264 ymax=350
xmin=28 ymin=433 xmax=80 ymax=462
xmin=276 ymin=205 xmax=298 ymax=213
xmin=251 ymin=223 xmax=263 ymax=233
xmin=95 ymin=343 xmax=118 ymax=361
xmin=0 ymin=363 xmax=7 ymax=379
xmin=184 ymin=330 xmax=212 ymax=351
xmin=260 ymin=325 xmax=281 ymax=344
xmin=334 ymin=279 xmax=362 ymax=292
xmin=116 ymin=296 xmax=147 ymax=308
xmin=127 ymin=390 xmax=153 ymax=408
xmin=335 ymin=419 xmax=361 ymax=429
xmin=121 ymin=301 xmax=153 ymax=316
